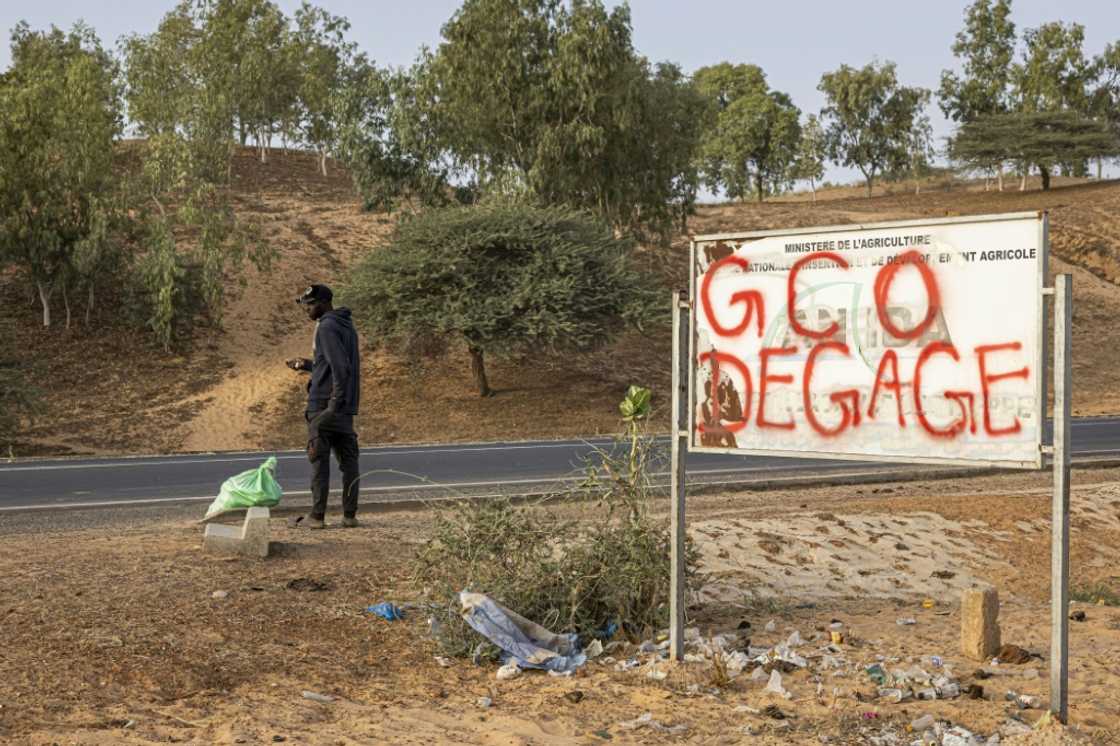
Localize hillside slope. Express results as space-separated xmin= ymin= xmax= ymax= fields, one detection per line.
xmin=5 ymin=152 xmax=1120 ymax=457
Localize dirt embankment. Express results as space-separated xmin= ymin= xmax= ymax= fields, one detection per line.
xmin=6 ymin=151 xmax=1120 ymax=457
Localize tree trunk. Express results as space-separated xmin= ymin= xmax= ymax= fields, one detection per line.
xmin=915 ymin=178 xmax=921 ymax=195
xmin=1040 ymin=166 xmax=1051 ymax=191
xmin=1098 ymin=157 xmax=1104 ymax=180
xmin=1020 ymin=167 xmax=1027 ymax=191
xmin=62 ymin=278 xmax=71 ymax=330
xmin=85 ymin=281 xmax=94 ymax=326
xmin=810 ymin=178 xmax=816 ymax=203
xmin=468 ymin=345 xmax=492 ymax=397
xmin=259 ymin=129 xmax=267 ymax=163
xmin=865 ymin=175 xmax=874 ymax=198
xmin=319 ymin=150 xmax=328 ymax=177
xmin=239 ymin=121 xmax=247 ymax=147
xmin=997 ymin=168 xmax=1004 ymax=192
xmin=36 ymin=280 xmax=51 ymax=328
xmin=756 ymin=173 xmax=765 ymax=203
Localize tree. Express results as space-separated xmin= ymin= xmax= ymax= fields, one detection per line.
xmin=818 ymin=61 xmax=928 ymax=198
xmin=949 ymin=113 xmax=1013 ymax=180
xmin=292 ymin=2 xmax=354 ymax=175
xmin=0 ymin=23 xmax=123 ymax=328
xmin=172 ymin=0 xmax=300 ymax=159
xmin=337 ymin=64 xmax=460 ymax=213
xmin=1007 ymin=22 xmax=1097 ymax=183
xmin=906 ymin=108 xmax=936 ymax=194
xmin=1090 ymin=42 xmax=1120 ymax=178
xmin=583 ymin=60 xmax=704 ymax=238
xmin=950 ymin=110 xmax=1120 ymax=190
xmin=694 ymin=63 xmax=800 ymax=202
xmin=412 ymin=0 xmax=701 ymax=238
xmin=939 ymin=0 xmax=1015 ymax=188
xmin=642 ymin=63 xmax=705 ymax=235
xmin=793 ymin=114 xmax=827 ymax=201
xmin=117 ymin=5 xmax=196 ymax=138
xmin=939 ymin=0 xmax=1016 ymax=124
xmin=340 ymin=204 xmax=666 ymax=397
xmin=228 ymin=0 xmax=298 ymax=161
xmin=123 ymin=5 xmax=272 ymax=349
xmin=1014 ymin=22 xmax=1094 ymax=115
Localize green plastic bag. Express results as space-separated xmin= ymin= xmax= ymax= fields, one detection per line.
xmin=203 ymin=456 xmax=283 ymax=520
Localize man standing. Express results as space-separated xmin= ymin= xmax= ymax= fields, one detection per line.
xmin=286 ymin=284 xmax=361 ymax=528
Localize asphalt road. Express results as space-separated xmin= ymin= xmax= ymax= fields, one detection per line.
xmin=3 ymin=417 xmax=1120 ymax=515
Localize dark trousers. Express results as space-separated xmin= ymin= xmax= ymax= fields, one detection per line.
xmin=306 ymin=410 xmax=360 ymax=520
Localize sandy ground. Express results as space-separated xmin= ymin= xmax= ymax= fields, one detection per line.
xmin=3 ymin=465 xmax=1119 ymax=744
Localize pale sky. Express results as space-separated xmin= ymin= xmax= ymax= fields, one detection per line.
xmin=2 ymin=0 xmax=1117 ymax=183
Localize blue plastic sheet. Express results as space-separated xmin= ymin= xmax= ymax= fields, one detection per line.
xmin=459 ymin=591 xmax=586 ymax=673
xmin=596 ymin=621 xmax=619 ymax=639
xmin=367 ymin=602 xmax=405 ymax=621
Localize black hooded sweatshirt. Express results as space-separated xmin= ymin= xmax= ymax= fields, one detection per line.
xmin=307 ymin=308 xmax=360 ymax=415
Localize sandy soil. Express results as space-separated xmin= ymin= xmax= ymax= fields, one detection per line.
xmin=3 ymin=466 xmax=1119 ymax=744
xmin=179 ymin=153 xmax=392 ymax=452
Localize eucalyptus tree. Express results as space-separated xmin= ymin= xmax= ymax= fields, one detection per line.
xmin=122 ymin=3 xmax=271 ymax=349
xmin=292 ymin=2 xmax=354 ymax=175
xmin=818 ymin=61 xmax=928 ymax=198
xmin=412 ymin=0 xmax=702 ymax=238
xmin=693 ymin=63 xmax=801 ymax=202
xmin=906 ymin=108 xmax=936 ymax=194
xmin=794 ymin=114 xmax=827 ymax=201
xmin=939 ymin=0 xmax=1016 ymax=123
xmin=939 ymin=0 xmax=1015 ymax=187
xmin=0 ymin=23 xmax=123 ymax=328
xmin=1090 ymin=41 xmax=1120 ymax=178
xmin=1014 ymin=21 xmax=1094 ymax=115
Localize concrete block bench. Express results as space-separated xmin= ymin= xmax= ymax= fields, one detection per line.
xmin=203 ymin=506 xmax=270 ymax=558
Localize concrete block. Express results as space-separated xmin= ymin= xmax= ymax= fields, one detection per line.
xmin=961 ymin=586 xmax=1000 ymax=661
xmin=204 ymin=506 xmax=270 ymax=558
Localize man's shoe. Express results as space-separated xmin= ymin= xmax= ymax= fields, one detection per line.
xmin=340 ymin=516 xmax=361 ymax=528
xmin=288 ymin=515 xmax=326 ymax=530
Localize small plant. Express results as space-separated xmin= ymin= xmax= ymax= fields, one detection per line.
xmin=1071 ymin=582 xmax=1120 ymax=607
xmin=707 ymin=645 xmax=732 ymax=689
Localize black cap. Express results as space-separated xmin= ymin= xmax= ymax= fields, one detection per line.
xmin=297 ymin=284 xmax=333 ymax=305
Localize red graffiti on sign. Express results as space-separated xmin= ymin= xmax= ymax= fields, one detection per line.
xmin=697 ymin=249 xmax=1030 ymax=442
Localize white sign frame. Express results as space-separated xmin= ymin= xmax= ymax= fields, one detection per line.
xmin=687 ymin=212 xmax=1048 ymax=470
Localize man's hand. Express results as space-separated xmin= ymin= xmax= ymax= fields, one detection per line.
xmin=286 ymin=358 xmax=311 ymax=372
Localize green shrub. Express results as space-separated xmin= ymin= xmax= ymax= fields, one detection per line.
xmin=412 ymin=386 xmax=702 ymax=658
xmin=1071 ymin=582 xmax=1120 ymax=607
xmin=340 ymin=204 xmax=667 ymax=396
xmin=0 ymin=358 xmax=42 ymax=451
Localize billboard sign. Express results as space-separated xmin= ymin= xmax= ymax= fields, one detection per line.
xmin=690 ymin=212 xmax=1046 ymax=468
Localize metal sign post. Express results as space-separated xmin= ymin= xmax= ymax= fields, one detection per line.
xmin=669 ymin=289 xmax=689 ymax=662
xmin=1051 ymin=273 xmax=1072 ymax=722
